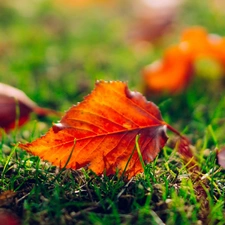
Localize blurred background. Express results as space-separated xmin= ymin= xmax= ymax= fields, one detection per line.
xmin=1 ymin=0 xmax=225 ymax=113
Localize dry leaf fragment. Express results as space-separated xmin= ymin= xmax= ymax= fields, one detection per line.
xmin=0 ymin=83 xmax=61 ymax=132
xmin=217 ymin=147 xmax=225 ymax=169
xmin=19 ymin=81 xmax=171 ymax=178
xmin=177 ymin=137 xmax=209 ymax=221
xmin=177 ymin=137 xmax=199 ymax=170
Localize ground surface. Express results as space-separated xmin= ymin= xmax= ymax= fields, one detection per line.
xmin=0 ymin=0 xmax=225 ymax=224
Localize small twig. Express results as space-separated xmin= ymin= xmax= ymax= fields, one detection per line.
xmin=106 ymin=177 xmax=134 ymax=211
xmin=71 ymin=202 xmax=100 ymax=218
xmin=116 ymin=177 xmax=134 ymax=200
xmin=16 ymin=192 xmax=30 ymax=204
xmin=150 ymin=210 xmax=166 ymax=225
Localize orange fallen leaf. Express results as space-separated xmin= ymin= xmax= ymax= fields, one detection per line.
xmin=19 ymin=81 xmax=186 ymax=178
xmin=0 ymin=83 xmax=61 ymax=133
xmin=143 ymin=27 xmax=225 ymax=94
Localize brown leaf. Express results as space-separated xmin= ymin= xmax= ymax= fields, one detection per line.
xmin=19 ymin=81 xmax=170 ymax=178
xmin=0 ymin=190 xmax=16 ymax=207
xmin=128 ymin=0 xmax=183 ymax=43
xmin=0 ymin=83 xmax=61 ymax=133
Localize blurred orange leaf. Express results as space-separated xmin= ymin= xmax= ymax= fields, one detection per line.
xmin=143 ymin=27 xmax=225 ymax=94
xmin=56 ymin=0 xmax=115 ymax=8
xmin=19 ymin=81 xmax=175 ymax=178
xmin=0 ymin=83 xmax=61 ymax=133
xmin=143 ymin=45 xmax=194 ymax=93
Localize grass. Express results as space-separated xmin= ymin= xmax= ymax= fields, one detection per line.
xmin=0 ymin=0 xmax=225 ymax=224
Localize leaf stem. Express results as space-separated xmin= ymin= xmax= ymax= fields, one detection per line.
xmin=164 ymin=122 xmax=187 ymax=139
